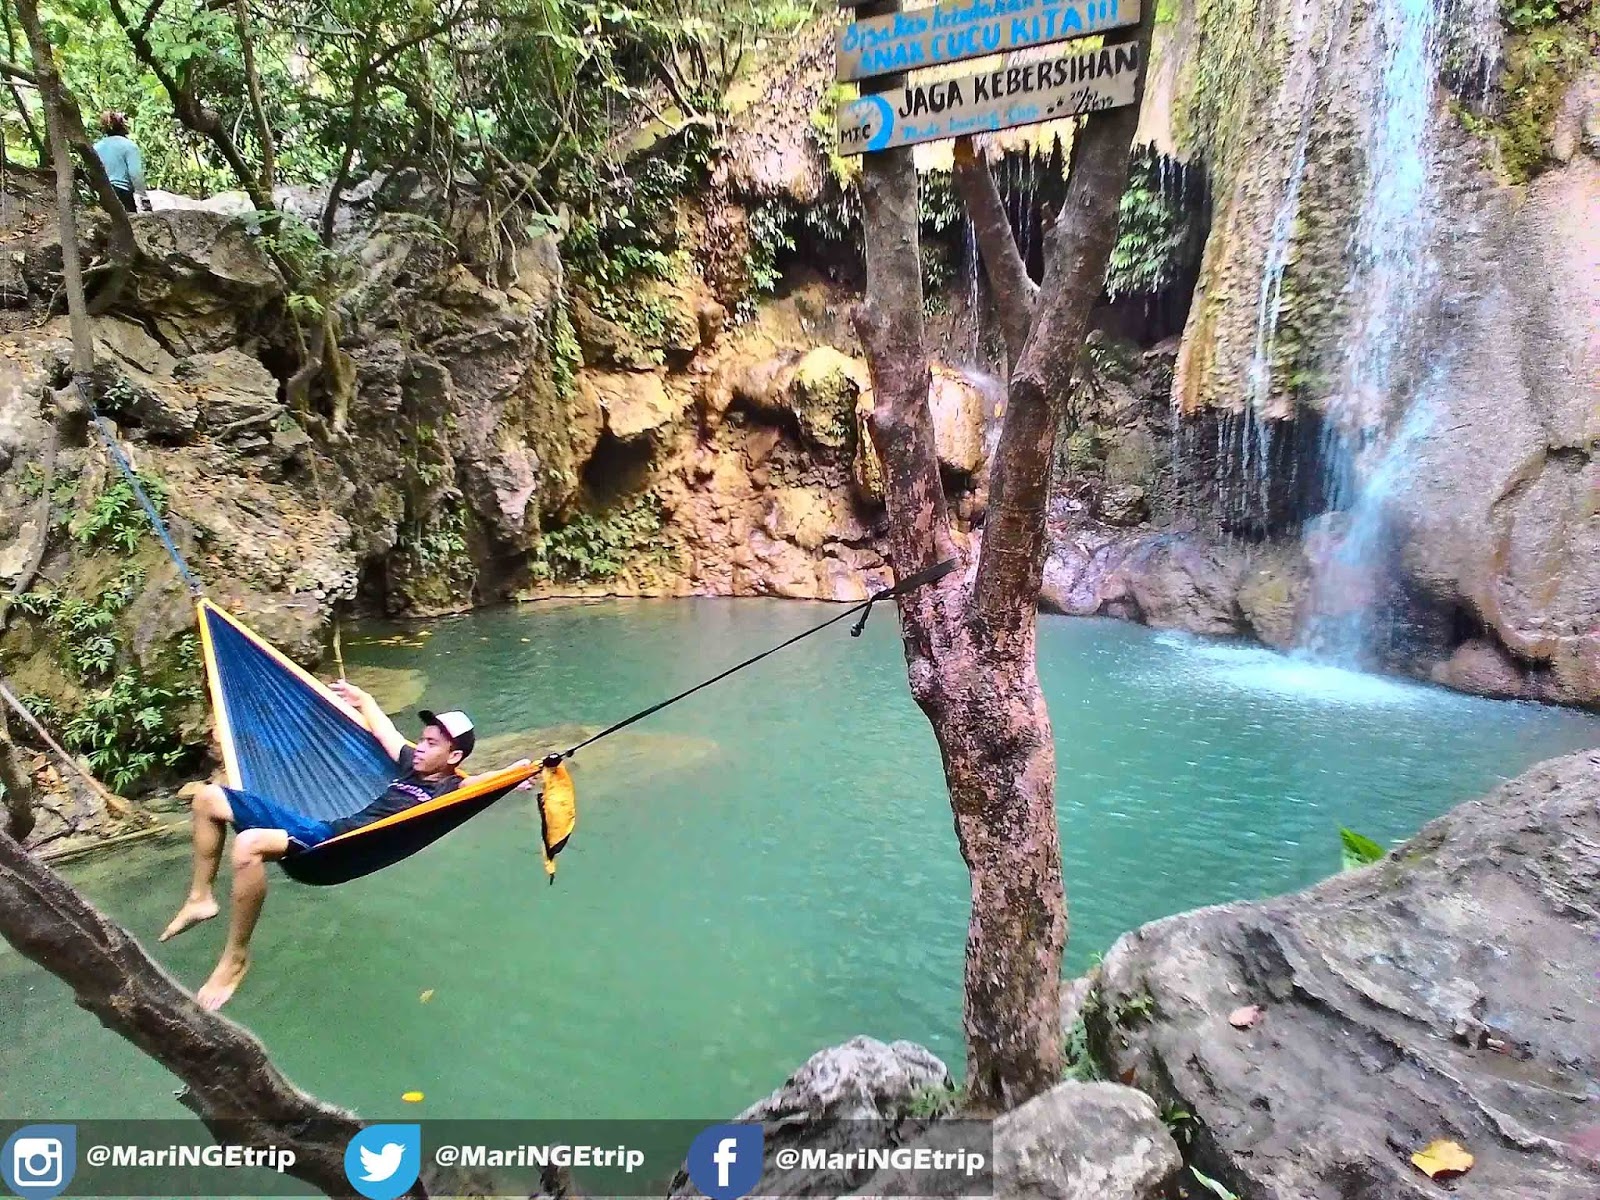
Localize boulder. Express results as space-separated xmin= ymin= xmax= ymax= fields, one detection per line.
xmin=928 ymin=366 xmax=988 ymax=479
xmin=119 ymin=210 xmax=285 ymax=352
xmin=668 ymin=1036 xmax=951 ymax=1200
xmin=1093 ymin=748 xmax=1600 ymax=1199
xmin=579 ymin=369 xmax=680 ymax=443
xmin=1099 ymin=535 xmax=1243 ymax=636
xmin=789 ymin=347 xmax=868 ymax=453
xmin=1429 ymin=638 xmax=1530 ymax=700
xmin=1235 ymin=545 xmax=1310 ymax=650
xmin=991 ymin=1082 xmax=1182 ymax=1200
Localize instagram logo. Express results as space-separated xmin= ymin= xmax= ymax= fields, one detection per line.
xmin=1 ymin=1125 xmax=76 ymax=1199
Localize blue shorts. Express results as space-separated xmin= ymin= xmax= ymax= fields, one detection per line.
xmin=225 ymin=788 xmax=337 ymax=852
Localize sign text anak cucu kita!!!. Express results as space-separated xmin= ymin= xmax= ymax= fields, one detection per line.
xmin=836 ymin=0 xmax=1138 ymax=81
xmin=836 ymin=42 xmax=1140 ymax=154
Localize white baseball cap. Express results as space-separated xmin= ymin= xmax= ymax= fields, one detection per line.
xmin=418 ymin=709 xmax=475 ymax=757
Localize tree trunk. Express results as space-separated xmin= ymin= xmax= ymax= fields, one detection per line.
xmin=17 ymin=0 xmax=92 ymax=382
xmin=233 ymin=0 xmax=276 ymax=201
xmin=0 ymin=717 xmax=35 ymax=843
xmin=852 ymin=2 xmax=1155 ymax=1111
xmin=13 ymin=0 xmax=137 ymax=313
xmin=0 ymin=830 xmax=383 ymax=1198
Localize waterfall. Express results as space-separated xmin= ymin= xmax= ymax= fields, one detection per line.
xmin=1298 ymin=0 xmax=1446 ymax=664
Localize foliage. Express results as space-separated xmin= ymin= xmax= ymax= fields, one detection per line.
xmin=1106 ymin=151 xmax=1191 ymax=298
xmin=529 ymin=492 xmax=666 ymax=582
xmin=13 ymin=569 xmax=201 ymax=792
xmin=3 ymin=0 xmax=817 ymax=250
xmin=64 ymin=660 xmax=200 ymax=793
xmin=1060 ymin=1008 xmax=1105 ymax=1083
xmin=1339 ymin=827 xmax=1386 ymax=870
xmin=1161 ymin=1101 xmax=1196 ymax=1145
xmin=395 ymin=502 xmax=475 ymax=595
xmin=746 ymin=200 xmax=796 ymax=297
xmin=904 ymin=1083 xmax=962 ymax=1118
xmin=1482 ymin=0 xmax=1598 ymax=184
xmin=70 ymin=473 xmax=165 ymax=555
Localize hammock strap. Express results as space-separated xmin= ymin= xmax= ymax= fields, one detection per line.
xmin=552 ymin=558 xmax=957 ymax=764
xmin=85 ymin=392 xmax=204 ymax=597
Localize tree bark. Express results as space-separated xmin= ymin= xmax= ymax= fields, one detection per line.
xmin=950 ymin=136 xmax=1036 ymax=368
xmin=233 ymin=0 xmax=276 ymax=201
xmin=975 ymin=19 xmax=1153 ymax=634
xmin=17 ymin=0 xmax=92 ymax=383
xmin=0 ymin=830 xmax=381 ymax=1197
xmin=852 ymin=4 xmax=1155 ymax=1111
xmin=0 ymin=716 xmax=35 ymax=843
xmin=12 ymin=0 xmax=137 ymax=312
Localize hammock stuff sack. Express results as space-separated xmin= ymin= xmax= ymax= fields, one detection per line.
xmin=196 ymin=600 xmax=545 ymax=886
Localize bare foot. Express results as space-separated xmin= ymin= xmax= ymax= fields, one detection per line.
xmin=159 ymin=897 xmax=219 ymax=942
xmin=196 ymin=953 xmax=249 ymax=1010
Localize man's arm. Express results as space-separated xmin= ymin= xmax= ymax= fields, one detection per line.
xmin=328 ymin=681 xmax=407 ymax=763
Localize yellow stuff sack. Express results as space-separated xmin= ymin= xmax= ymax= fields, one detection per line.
xmin=538 ymin=759 xmax=576 ymax=882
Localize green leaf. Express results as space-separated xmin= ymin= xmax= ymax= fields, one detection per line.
xmin=1340 ymin=827 xmax=1387 ymax=871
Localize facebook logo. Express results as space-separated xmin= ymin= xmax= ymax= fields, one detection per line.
xmin=686 ymin=1123 xmax=764 ymax=1200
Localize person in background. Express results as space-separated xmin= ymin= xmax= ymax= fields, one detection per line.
xmin=92 ymin=111 xmax=151 ymax=213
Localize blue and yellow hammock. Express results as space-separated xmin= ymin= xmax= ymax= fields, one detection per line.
xmin=195 ymin=601 xmax=556 ymax=887
xmin=84 ymin=403 xmax=949 ymax=891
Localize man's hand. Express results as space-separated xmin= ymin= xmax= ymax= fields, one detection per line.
xmin=509 ymin=757 xmax=537 ymax=791
xmin=329 ymin=680 xmax=369 ymax=708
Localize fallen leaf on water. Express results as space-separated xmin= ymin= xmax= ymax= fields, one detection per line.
xmin=402 ymin=1091 xmax=425 ymax=1103
xmin=1411 ymin=1139 xmax=1473 ymax=1179
xmin=1119 ymin=1067 xmax=1137 ymax=1085
xmin=1228 ymin=1005 xmax=1263 ymax=1029
xmin=419 ymin=989 xmax=435 ymax=1003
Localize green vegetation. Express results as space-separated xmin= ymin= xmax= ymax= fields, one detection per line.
xmin=70 ymin=474 xmax=167 ymax=555
xmin=393 ymin=503 xmax=476 ymax=602
xmin=14 ymin=563 xmax=202 ymax=793
xmin=529 ymin=493 xmax=667 ymax=583
xmin=1339 ymin=827 xmax=1386 ymax=870
xmin=1061 ymin=1004 xmax=1106 ymax=1082
xmin=904 ymin=1082 xmax=962 ymax=1118
xmin=1481 ymin=0 xmax=1599 ymax=183
xmin=1106 ymin=152 xmax=1193 ymax=299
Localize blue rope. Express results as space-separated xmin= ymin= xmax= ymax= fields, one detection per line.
xmin=83 ymin=384 xmax=204 ymax=596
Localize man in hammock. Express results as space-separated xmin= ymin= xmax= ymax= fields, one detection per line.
xmin=160 ymin=684 xmax=506 ymax=1009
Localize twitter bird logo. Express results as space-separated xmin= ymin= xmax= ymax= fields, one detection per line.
xmin=344 ymin=1125 xmax=421 ymax=1200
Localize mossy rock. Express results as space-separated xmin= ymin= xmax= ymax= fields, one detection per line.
xmin=789 ymin=346 xmax=868 ymax=452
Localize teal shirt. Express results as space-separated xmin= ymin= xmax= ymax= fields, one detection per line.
xmin=92 ymin=134 xmax=146 ymax=192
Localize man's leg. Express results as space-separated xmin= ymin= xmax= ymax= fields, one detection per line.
xmin=196 ymin=827 xmax=288 ymax=1011
xmin=160 ymin=783 xmax=233 ymax=942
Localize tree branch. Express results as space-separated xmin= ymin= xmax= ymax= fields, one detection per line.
xmin=951 ymin=136 xmax=1036 ymax=369
xmin=105 ymin=0 xmax=270 ymax=210
xmin=0 ymin=56 xmax=37 ymax=84
xmin=973 ymin=15 xmax=1155 ymax=632
xmin=0 ymin=830 xmax=381 ymax=1198
xmin=232 ymin=0 xmax=275 ymax=199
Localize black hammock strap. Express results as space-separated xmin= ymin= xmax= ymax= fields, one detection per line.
xmin=549 ymin=557 xmax=958 ymax=765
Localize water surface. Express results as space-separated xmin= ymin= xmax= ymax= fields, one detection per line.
xmin=3 ymin=603 xmax=1593 ymax=1121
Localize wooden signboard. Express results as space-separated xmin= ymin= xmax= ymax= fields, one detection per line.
xmin=836 ymin=0 xmax=1139 ymax=82
xmin=835 ymin=42 xmax=1140 ymax=155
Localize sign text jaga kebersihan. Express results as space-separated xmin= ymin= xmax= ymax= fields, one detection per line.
xmin=836 ymin=42 xmax=1140 ymax=155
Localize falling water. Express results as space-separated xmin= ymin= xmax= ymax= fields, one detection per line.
xmin=1298 ymin=0 xmax=1445 ymax=663
xmin=1245 ymin=0 xmax=1345 ymax=414
xmin=964 ymin=217 xmax=981 ymax=366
